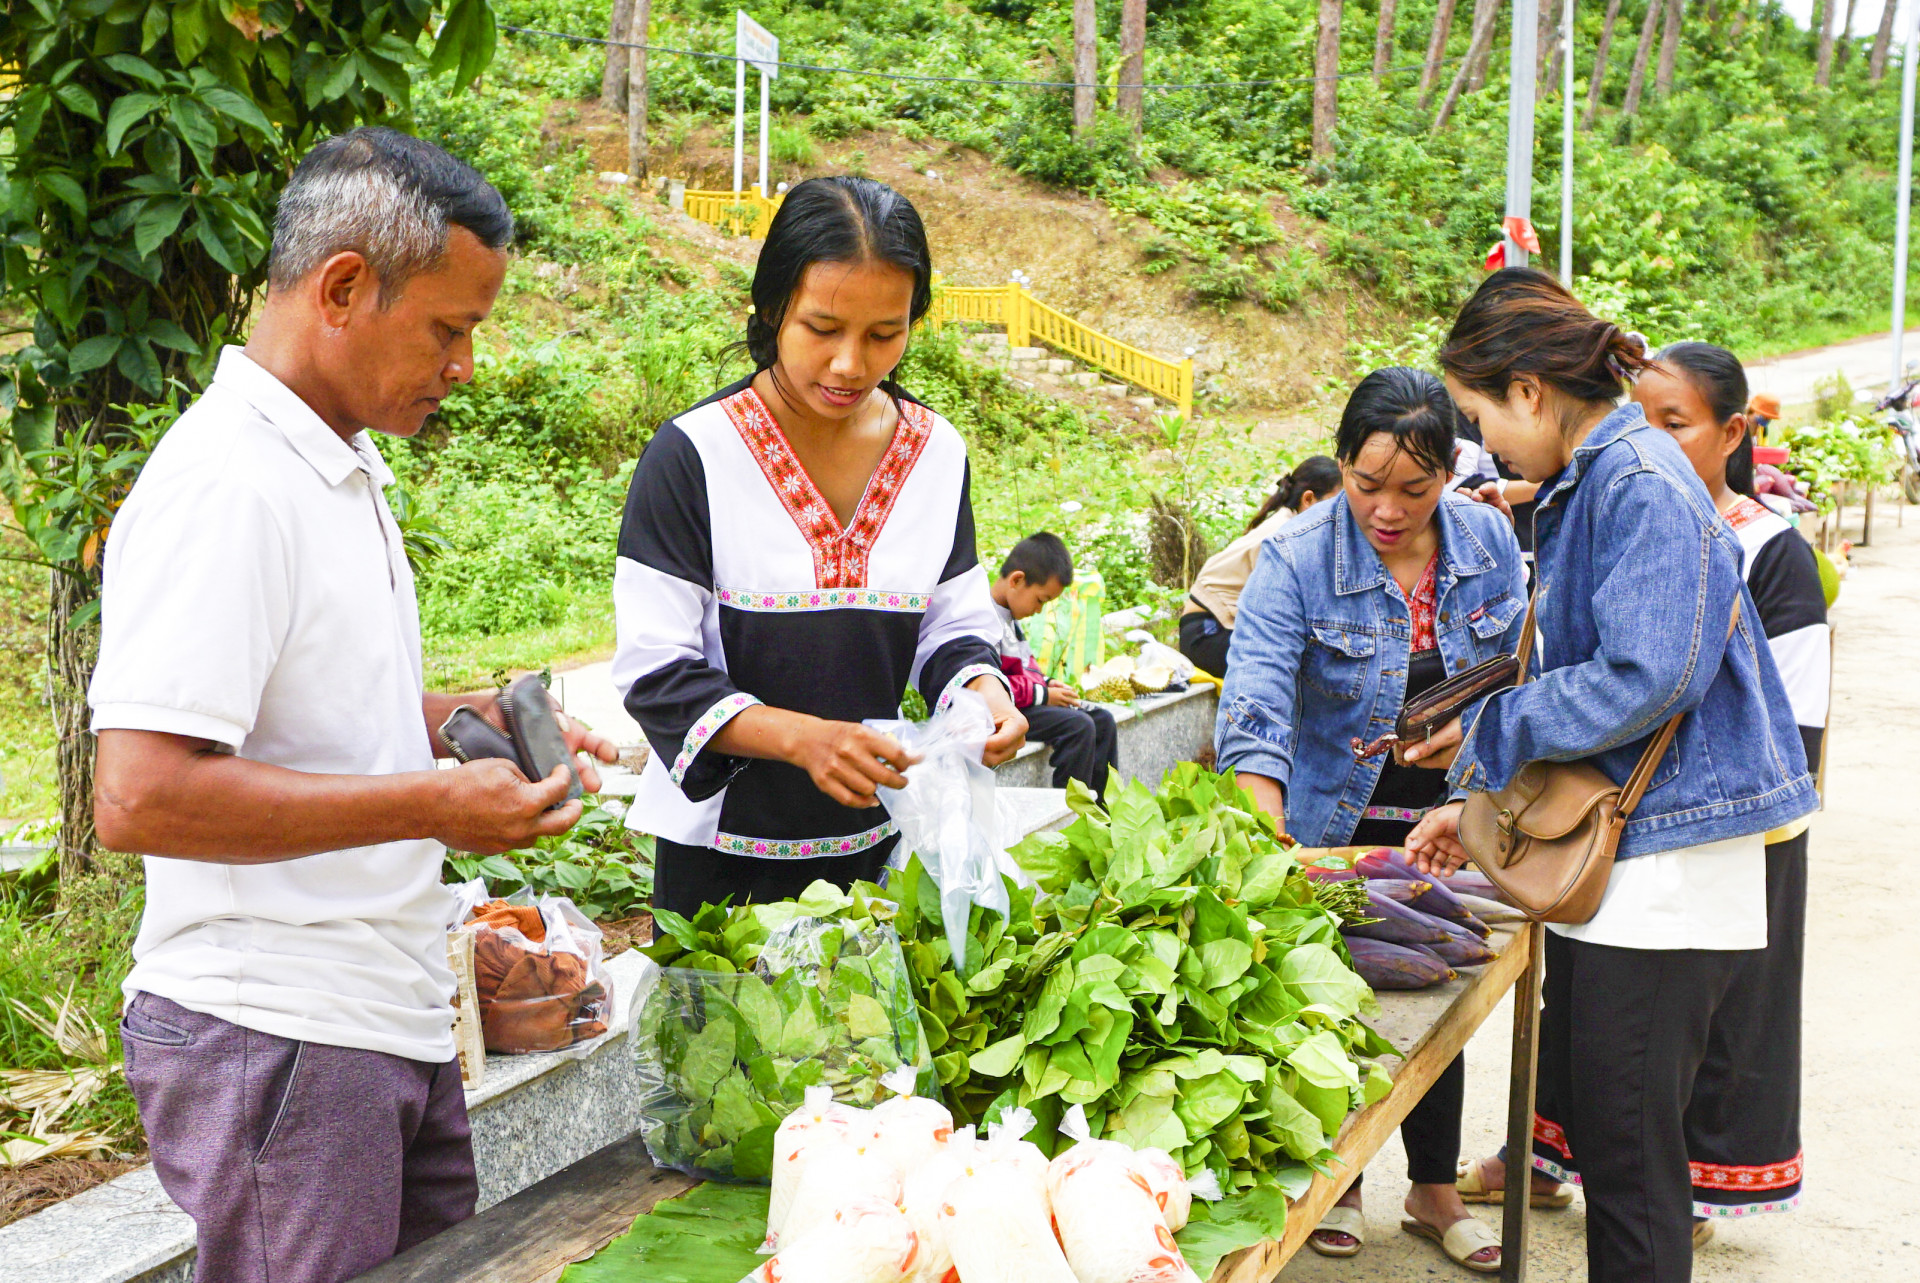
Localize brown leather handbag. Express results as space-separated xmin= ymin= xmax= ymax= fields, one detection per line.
xmin=1459 ymin=595 xmax=1737 ymax=924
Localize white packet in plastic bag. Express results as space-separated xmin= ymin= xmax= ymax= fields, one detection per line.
xmin=865 ymin=688 xmax=1009 ymax=967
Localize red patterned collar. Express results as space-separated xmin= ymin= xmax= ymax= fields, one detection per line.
xmin=1408 ymin=553 xmax=1441 ymax=652
xmin=719 ymin=384 xmax=934 ymax=588
xmin=1723 ymin=496 xmax=1771 ymax=531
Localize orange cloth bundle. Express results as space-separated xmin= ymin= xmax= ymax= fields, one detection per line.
xmin=465 ymin=895 xmax=611 ymax=1053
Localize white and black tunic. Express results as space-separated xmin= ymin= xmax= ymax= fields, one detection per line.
xmin=1684 ymin=495 xmax=1829 ymax=1219
xmin=612 ymin=379 xmax=1005 ymax=905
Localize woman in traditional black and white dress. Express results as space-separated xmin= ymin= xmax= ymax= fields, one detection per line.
xmin=1633 ymin=343 xmax=1828 ymax=1233
xmin=612 ymin=177 xmax=1027 ymax=917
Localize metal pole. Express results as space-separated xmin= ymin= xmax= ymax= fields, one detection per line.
xmin=1559 ymin=0 xmax=1575 ymax=282
xmin=759 ymin=71 xmax=770 ymax=196
xmin=1506 ymin=0 xmax=1540 ymax=267
xmin=733 ymin=46 xmax=746 ymax=194
xmin=1892 ymin=0 xmax=1919 ymax=389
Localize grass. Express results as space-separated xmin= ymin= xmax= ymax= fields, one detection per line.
xmin=422 ymin=595 xmax=619 ymax=691
xmin=0 ymin=534 xmax=54 ymax=826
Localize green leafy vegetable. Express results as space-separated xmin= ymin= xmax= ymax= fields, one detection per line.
xmin=560 ymin=1183 xmax=768 ymax=1283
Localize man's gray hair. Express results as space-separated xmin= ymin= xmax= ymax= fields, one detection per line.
xmin=268 ymin=127 xmax=514 ymax=302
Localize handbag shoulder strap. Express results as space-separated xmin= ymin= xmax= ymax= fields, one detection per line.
xmin=1618 ymin=598 xmax=1744 ymax=818
xmin=1513 ymin=587 xmax=1540 ymax=687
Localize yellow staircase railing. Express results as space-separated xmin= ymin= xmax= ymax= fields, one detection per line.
xmin=677 ymin=194 xmax=1191 ymax=416
xmin=928 ymin=280 xmax=1193 ymax=417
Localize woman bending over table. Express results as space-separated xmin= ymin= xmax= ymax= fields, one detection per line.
xmin=1215 ymin=368 xmax=1528 ymax=1274
xmin=613 ymin=176 xmax=1026 ymax=917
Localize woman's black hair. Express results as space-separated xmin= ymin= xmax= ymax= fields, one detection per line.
xmin=1245 ymin=454 xmax=1341 ymax=531
xmin=1334 ymin=368 xmax=1457 ymax=478
xmin=1654 ymin=341 xmax=1755 ymax=498
xmin=744 ymin=176 xmax=933 ymax=373
xmin=1440 ymin=267 xmax=1652 ymax=412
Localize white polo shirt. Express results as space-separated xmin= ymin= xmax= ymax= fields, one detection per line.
xmin=90 ymin=347 xmax=456 ymax=1063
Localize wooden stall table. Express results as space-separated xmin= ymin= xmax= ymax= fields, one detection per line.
xmin=360 ymin=923 xmax=1545 ymax=1283
xmin=1210 ymin=920 xmax=1544 ymax=1283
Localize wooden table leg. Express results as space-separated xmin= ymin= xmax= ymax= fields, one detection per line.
xmin=1500 ymin=922 xmax=1544 ymax=1283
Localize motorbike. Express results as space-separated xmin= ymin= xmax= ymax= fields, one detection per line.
xmin=1873 ymin=379 xmax=1920 ymax=505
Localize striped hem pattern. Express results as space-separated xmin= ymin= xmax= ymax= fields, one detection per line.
xmin=710 ymin=821 xmax=897 ymax=860
xmin=670 ymin=692 xmax=761 ymax=785
xmin=716 ymin=586 xmax=933 ymax=613
xmin=937 ymin=663 xmax=1008 ymax=714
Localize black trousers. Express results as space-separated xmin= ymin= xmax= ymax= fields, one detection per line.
xmin=1025 ymin=702 xmax=1121 ymax=800
xmin=1531 ymin=930 xmax=1748 ymax=1283
xmin=1348 ymin=1053 xmax=1464 ymax=1195
xmin=1178 ymin=608 xmax=1232 ymax=679
xmin=652 ymin=835 xmax=897 ymax=918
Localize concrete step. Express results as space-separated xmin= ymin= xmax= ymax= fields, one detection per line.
xmin=1066 ymin=371 xmax=1102 ymax=388
xmin=1128 ymin=395 xmax=1159 ymax=410
xmin=1009 ymin=357 xmax=1041 ymax=372
xmin=973 ymin=332 xmax=1009 ymax=349
xmin=1042 ymin=358 xmax=1075 ymax=375
xmin=1008 ymin=346 xmax=1045 ymax=361
xmin=1036 ymin=373 xmax=1063 ymax=386
xmin=1097 ymin=383 xmax=1127 ymax=397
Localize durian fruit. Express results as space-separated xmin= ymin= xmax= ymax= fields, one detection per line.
xmin=1130 ymin=665 xmax=1174 ymax=695
xmin=1080 ymin=656 xmax=1138 ymax=703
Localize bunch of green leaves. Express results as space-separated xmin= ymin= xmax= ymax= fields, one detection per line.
xmin=634 ymin=881 xmax=932 ymax=1179
xmin=444 ymin=796 xmax=654 ymax=921
xmin=875 ymin=766 xmax=1394 ymax=1195
xmin=1777 ymin=415 xmax=1900 ymax=504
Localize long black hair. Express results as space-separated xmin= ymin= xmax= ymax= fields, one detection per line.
xmin=744 ymin=176 xmax=934 ymax=374
xmin=1440 ymin=267 xmax=1652 ymax=418
xmin=1245 ymin=454 xmax=1341 ymax=531
xmin=1655 ymin=341 xmax=1755 ymax=497
xmin=1335 ymin=368 xmax=1457 ymax=477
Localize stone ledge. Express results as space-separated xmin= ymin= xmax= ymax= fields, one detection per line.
xmin=992 ymin=684 xmax=1218 ymax=791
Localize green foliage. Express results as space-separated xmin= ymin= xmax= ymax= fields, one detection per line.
xmin=1778 ymin=415 xmax=1899 ymax=503
xmin=444 ymin=796 xmax=655 ymax=920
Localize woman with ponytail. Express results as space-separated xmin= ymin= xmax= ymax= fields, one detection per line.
xmin=1401 ymin=270 xmax=1816 ymax=1283
xmin=1634 ymin=342 xmax=1827 ymax=1237
xmin=1179 ymin=455 xmax=1340 ymax=678
xmin=613 ymin=176 xmax=1026 ymax=916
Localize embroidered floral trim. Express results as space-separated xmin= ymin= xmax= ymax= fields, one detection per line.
xmin=1534 ymin=1114 xmax=1573 ymax=1160
xmin=1407 ymin=552 xmax=1441 ymax=651
xmin=937 ymin=663 xmax=1008 ymax=715
xmin=670 ymin=693 xmax=761 ymax=785
xmin=715 ymin=586 xmax=933 ymax=613
xmin=1690 ymin=1153 xmax=1803 ymax=1192
xmin=1724 ymin=496 xmax=1773 ymax=531
xmin=1694 ymin=1193 xmax=1802 ymax=1219
xmin=1360 ymin=804 xmax=1433 ymax=823
xmin=711 ymin=820 xmax=897 ymax=860
xmin=1530 ymin=1153 xmax=1580 ymax=1185
xmin=719 ymin=387 xmax=934 ymax=588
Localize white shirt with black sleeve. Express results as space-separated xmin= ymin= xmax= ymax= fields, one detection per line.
xmin=611 ymin=379 xmax=1007 ymax=858
xmin=88 ymin=347 xmax=455 ymax=1064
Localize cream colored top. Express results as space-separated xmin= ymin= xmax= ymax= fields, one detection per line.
xmin=1187 ymin=508 xmax=1294 ymax=629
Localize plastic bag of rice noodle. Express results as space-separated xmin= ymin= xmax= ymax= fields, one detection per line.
xmin=869 ymin=1065 xmax=955 ymax=1178
xmin=899 ymin=1125 xmax=976 ymax=1283
xmin=764 ymin=1085 xmax=869 ymax=1252
xmin=772 ymin=1139 xmax=903 ymax=1255
xmin=739 ymin=1194 xmax=919 ymax=1283
xmin=1055 ymin=1103 xmax=1209 ymax=1233
xmin=938 ymin=1116 xmax=1076 ymax=1283
xmin=1046 ymin=1125 xmax=1203 ymax=1283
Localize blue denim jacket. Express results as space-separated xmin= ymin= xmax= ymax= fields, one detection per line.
xmin=1215 ymin=491 xmax=1529 ymax=846
xmin=1447 ymin=405 xmax=1816 ymax=858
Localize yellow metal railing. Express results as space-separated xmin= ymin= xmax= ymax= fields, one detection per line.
xmin=682 ymin=185 xmax=783 ymax=238
xmin=929 ymin=279 xmax=1193 ymax=417
xmin=676 ymin=197 xmax=1193 ymax=416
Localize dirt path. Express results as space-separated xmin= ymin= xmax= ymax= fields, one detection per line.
xmin=1283 ymin=505 xmax=1920 ymax=1280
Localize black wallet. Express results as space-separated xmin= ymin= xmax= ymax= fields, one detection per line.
xmin=439 ymin=674 xmax=584 ymax=803
xmin=1349 ymin=652 xmax=1520 ymax=760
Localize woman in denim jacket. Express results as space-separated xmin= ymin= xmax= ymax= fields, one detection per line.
xmin=1404 ymin=270 xmax=1816 ymax=1283
xmin=1216 ymin=368 xmax=1527 ymax=1274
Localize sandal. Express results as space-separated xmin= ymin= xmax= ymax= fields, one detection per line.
xmin=1402 ymin=1216 xmax=1502 ymax=1274
xmin=1455 ymin=1156 xmax=1575 ymax=1210
xmin=1693 ymin=1219 xmax=1715 ymax=1250
xmin=1307 ymin=1205 xmax=1365 ymax=1257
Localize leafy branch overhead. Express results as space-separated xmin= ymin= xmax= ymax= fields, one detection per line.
xmin=0 ymin=0 xmax=500 ymax=456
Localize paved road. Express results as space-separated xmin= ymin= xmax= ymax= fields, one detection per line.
xmin=1745 ymin=326 xmax=1920 ymax=410
xmin=1284 ymin=508 xmax=1920 ymax=1280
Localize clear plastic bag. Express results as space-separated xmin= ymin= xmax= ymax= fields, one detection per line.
xmin=452 ymin=880 xmax=613 ymax=1054
xmin=634 ymin=909 xmax=933 ymax=1181
xmin=866 ymin=689 xmax=1015 ymax=965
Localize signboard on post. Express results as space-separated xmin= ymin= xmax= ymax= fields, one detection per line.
xmin=734 ymin=10 xmax=779 ymax=196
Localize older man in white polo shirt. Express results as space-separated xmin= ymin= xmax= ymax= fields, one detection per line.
xmin=87 ymin=128 xmax=618 ymax=1283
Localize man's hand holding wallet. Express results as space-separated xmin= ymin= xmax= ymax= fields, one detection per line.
xmin=436 ymin=675 xmax=619 ymax=849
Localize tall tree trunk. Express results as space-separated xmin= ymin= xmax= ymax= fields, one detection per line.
xmin=51 ymin=571 xmax=99 ymax=885
xmin=1314 ymin=0 xmax=1343 ymax=155
xmin=1621 ymin=0 xmax=1663 ymax=116
xmin=1538 ymin=0 xmax=1561 ymax=87
xmin=1836 ymin=0 xmax=1860 ymax=67
xmin=1073 ymin=0 xmax=1098 ymax=137
xmin=600 ymin=0 xmax=634 ymax=112
xmin=1815 ymin=0 xmax=1836 ymax=84
xmin=1420 ymin=0 xmax=1462 ymax=101
xmin=1654 ymin=0 xmax=1685 ymax=97
xmin=1118 ymin=0 xmax=1147 ymax=134
xmin=1870 ymin=0 xmax=1898 ymax=79
xmin=627 ymin=0 xmax=650 ymax=183
xmin=1584 ymin=0 xmax=1625 ymax=124
xmin=1375 ymin=0 xmax=1401 ymax=79
xmin=1728 ymin=0 xmax=1751 ymax=41
xmin=1466 ymin=0 xmax=1500 ymax=90
xmin=1434 ymin=0 xmax=1502 ymax=129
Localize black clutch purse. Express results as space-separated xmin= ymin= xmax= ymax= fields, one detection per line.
xmin=1350 ymin=652 xmax=1520 ymax=760
xmin=439 ymin=674 xmax=584 ymax=803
